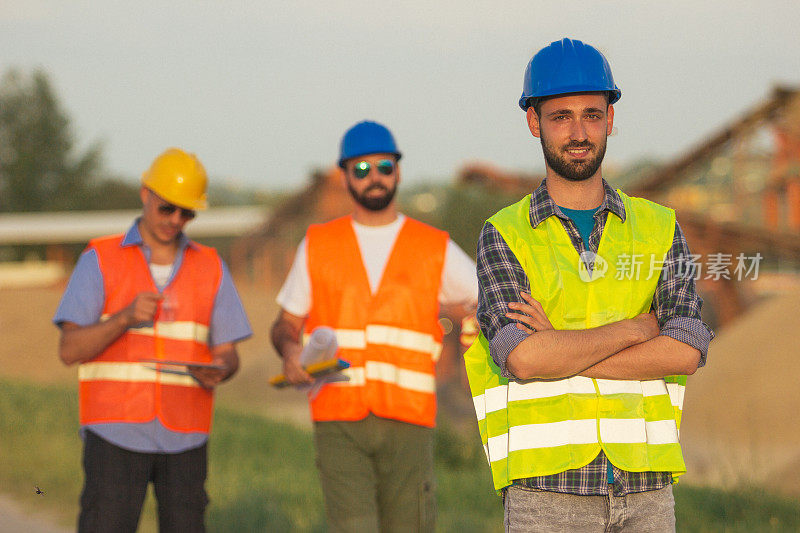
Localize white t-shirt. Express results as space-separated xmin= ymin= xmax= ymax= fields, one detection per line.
xmin=276 ymin=214 xmax=477 ymax=317
xmin=149 ymin=263 xmax=173 ymax=290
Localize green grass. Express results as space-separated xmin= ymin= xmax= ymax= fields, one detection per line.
xmin=0 ymin=379 xmax=84 ymax=528
xmin=674 ymin=485 xmax=800 ymax=533
xmin=1 ymin=379 xmax=798 ymax=532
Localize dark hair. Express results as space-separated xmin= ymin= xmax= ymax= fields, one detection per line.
xmin=530 ymin=97 xmax=543 ymax=117
xmin=529 ymin=92 xmax=611 ymax=117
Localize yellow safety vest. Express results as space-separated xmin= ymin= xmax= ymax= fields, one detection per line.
xmin=464 ymin=190 xmax=687 ymax=492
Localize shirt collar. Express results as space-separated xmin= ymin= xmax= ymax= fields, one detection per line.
xmin=120 ymin=218 xmax=194 ymax=249
xmin=529 ymin=178 xmax=627 ymax=228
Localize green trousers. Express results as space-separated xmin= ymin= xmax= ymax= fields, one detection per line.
xmin=313 ymin=414 xmax=436 ymax=532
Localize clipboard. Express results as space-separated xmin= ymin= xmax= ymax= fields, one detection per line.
xmin=269 ymin=358 xmax=350 ymax=388
xmin=139 ymin=358 xmax=226 ymax=370
xmin=143 ymin=366 xmax=196 ymax=376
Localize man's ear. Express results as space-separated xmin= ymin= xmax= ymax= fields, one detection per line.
xmin=394 ymin=158 xmax=401 ymax=186
xmin=607 ymin=104 xmax=615 ymax=136
xmin=139 ymin=186 xmax=149 ymax=206
xmin=527 ymin=107 xmax=541 ymax=138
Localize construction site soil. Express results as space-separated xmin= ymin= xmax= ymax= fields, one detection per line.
xmin=680 ymin=289 xmax=800 ymax=497
xmin=1 ymin=284 xmax=798 ymax=500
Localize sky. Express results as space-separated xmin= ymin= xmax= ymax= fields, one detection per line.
xmin=2 ymin=1 xmax=799 ymax=191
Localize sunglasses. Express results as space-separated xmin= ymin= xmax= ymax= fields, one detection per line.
xmin=352 ymin=159 xmax=395 ymax=179
xmin=157 ymin=203 xmax=196 ymax=220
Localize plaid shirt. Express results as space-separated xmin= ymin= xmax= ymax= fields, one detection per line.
xmin=476 ymin=179 xmax=714 ymax=496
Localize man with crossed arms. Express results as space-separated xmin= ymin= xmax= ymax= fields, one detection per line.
xmin=465 ymin=39 xmax=713 ymax=532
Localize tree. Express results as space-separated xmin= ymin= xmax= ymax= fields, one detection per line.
xmin=0 ymin=69 xmax=102 ymax=212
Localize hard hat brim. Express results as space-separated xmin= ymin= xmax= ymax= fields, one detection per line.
xmin=142 ymin=180 xmax=208 ymax=210
xmin=519 ymin=87 xmax=621 ymax=110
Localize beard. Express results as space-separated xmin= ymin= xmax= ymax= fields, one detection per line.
xmin=540 ymin=131 xmax=607 ymax=182
xmin=347 ymin=180 xmax=397 ymax=211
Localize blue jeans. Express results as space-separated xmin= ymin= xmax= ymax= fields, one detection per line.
xmin=504 ymin=484 xmax=675 ymax=532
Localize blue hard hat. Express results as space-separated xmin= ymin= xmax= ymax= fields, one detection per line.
xmin=338 ymin=121 xmax=402 ymax=168
xmin=519 ymin=38 xmax=621 ymax=111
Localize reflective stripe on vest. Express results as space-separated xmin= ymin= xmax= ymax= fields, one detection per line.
xmin=306 ymin=325 xmax=443 ymax=360
xmin=325 ymin=362 xmax=437 ymax=393
xmin=305 ymin=216 xmax=447 ymax=427
xmin=464 ymin=191 xmax=686 ymax=491
xmin=100 ymin=314 xmax=210 ymax=344
xmin=78 ymin=234 xmax=221 ymax=433
xmin=79 ymin=361 xmax=201 ymax=388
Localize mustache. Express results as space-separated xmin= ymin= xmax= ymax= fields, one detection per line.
xmin=563 ymin=140 xmax=594 ymax=150
xmin=365 ymin=184 xmax=389 ymax=193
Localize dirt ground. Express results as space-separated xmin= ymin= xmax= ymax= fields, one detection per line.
xmin=680 ymin=289 xmax=800 ymax=497
xmin=0 ymin=495 xmax=69 ymax=533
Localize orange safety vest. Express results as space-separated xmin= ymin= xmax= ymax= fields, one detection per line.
xmin=77 ymin=234 xmax=222 ymax=434
xmin=306 ymin=216 xmax=448 ymax=428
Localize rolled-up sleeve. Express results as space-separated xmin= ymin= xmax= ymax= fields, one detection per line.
xmin=654 ymin=222 xmax=715 ymax=368
xmin=476 ymin=222 xmax=531 ymax=378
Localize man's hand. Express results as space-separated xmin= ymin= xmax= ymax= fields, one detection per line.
xmin=59 ymin=291 xmax=162 ymax=366
xmin=188 ymin=359 xmax=230 ymax=389
xmin=281 ymin=344 xmax=313 ymax=385
xmin=271 ymin=310 xmax=313 ymax=385
xmin=506 ymin=292 xmax=554 ymax=333
xmin=121 ymin=292 xmax=162 ymax=327
xmin=189 ymin=343 xmax=239 ymax=389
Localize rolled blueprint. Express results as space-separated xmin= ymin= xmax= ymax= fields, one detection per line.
xmin=300 ymin=327 xmax=349 ymax=399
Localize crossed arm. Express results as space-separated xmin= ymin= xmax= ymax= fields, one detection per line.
xmin=505 ymin=292 xmax=701 ymax=381
xmin=477 ymin=218 xmax=708 ymax=382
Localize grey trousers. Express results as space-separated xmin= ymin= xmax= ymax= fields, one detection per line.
xmin=504 ymin=484 xmax=676 ymax=533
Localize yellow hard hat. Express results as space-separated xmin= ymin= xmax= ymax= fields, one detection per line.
xmin=141 ymin=148 xmax=208 ymax=210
